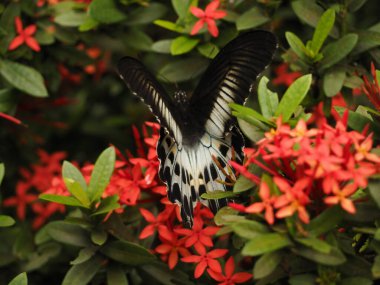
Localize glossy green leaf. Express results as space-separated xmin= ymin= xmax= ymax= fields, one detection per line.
xmin=285 ymin=32 xmax=308 ymax=61
xmin=107 ymin=265 xmax=128 ymax=285
xmin=8 ymin=272 xmax=27 ymax=285
xmin=292 ymin=0 xmax=323 ymax=29
xmin=197 ymin=42 xmax=219 ymax=59
xmin=258 ymin=76 xmax=279 ymax=118
xmin=0 ymin=162 xmax=4 ymax=185
xmin=0 ymin=215 xmax=15 ymax=227
xmin=201 ymin=190 xmax=236 ymax=200
xmin=100 ymin=240 xmax=155 ymax=266
xmin=125 ymin=3 xmax=167 ymax=25
xmin=87 ymin=146 xmax=115 ymax=202
xmin=214 ymin=206 xmax=244 ymax=226
xmin=0 ymin=2 xmax=20 ymax=55
xmin=47 ymin=221 xmax=91 ymax=247
xmin=170 ymin=36 xmax=199 ymax=55
xmin=0 ymin=60 xmax=48 ymax=97
xmin=230 ymin=103 xmax=274 ymax=127
xmin=236 ymin=7 xmax=269 ymax=31
xmin=78 ymin=16 xmax=99 ymax=31
xmin=122 ymin=29 xmax=153 ymax=52
xmin=233 ymin=174 xmax=255 ymax=193
xmin=293 ymin=246 xmax=346 ymax=265
xmin=158 ymin=58 xmax=208 ymax=83
xmin=54 ymin=11 xmax=87 ymax=27
xmin=231 ymin=220 xmax=269 ymax=239
xmin=62 ymin=161 xmax=87 ymax=191
xmin=242 ymin=233 xmax=292 ymax=256
xmin=92 ymin=195 xmax=120 ymax=216
xmin=254 ymin=251 xmax=283 ymax=279
xmin=369 ymin=179 xmax=380 ymax=208
xmin=39 ymin=194 xmax=85 ymax=208
xmin=296 ymin=237 xmax=332 ymax=253
xmin=237 ymin=118 xmax=265 ymax=142
xmin=289 ymin=274 xmax=316 ymax=285
xmin=306 ymin=206 xmax=343 ymax=236
xmin=319 ymin=33 xmax=358 ymax=70
xmin=64 ymin=179 xmax=91 ymax=208
xmin=372 ymin=255 xmax=380 ymax=279
xmin=88 ymin=0 xmax=127 ymax=24
xmin=91 ymin=229 xmax=107 ymax=246
xmin=70 ymin=246 xmax=98 ymax=265
xmin=154 ymin=19 xmax=183 ymax=33
xmin=323 ymin=67 xmax=346 ymax=97
xmin=309 ymin=8 xmax=335 ymax=54
xmin=151 ymin=39 xmax=172 ymax=54
xmin=275 ymin=74 xmax=312 ymax=121
xmin=172 ymin=0 xmax=191 ymax=18
xmin=62 ymin=255 xmax=103 ymax=285
xmin=353 ymin=30 xmax=380 ymax=55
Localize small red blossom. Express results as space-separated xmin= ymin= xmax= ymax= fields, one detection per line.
xmin=182 ymin=246 xmax=228 ymax=278
xmin=9 ymin=17 xmax=40 ymax=52
xmin=362 ymin=62 xmax=380 ymax=111
xmin=272 ymin=63 xmax=302 ymax=86
xmin=3 ymin=182 xmax=38 ymax=220
xmin=190 ymin=0 xmax=227 ymax=37
xmin=207 ymin=256 xmax=252 ymax=285
xmin=324 ymin=182 xmax=357 ymax=214
xmin=139 ymin=208 xmax=170 ymax=239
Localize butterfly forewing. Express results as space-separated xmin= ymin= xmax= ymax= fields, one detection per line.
xmin=117 ymin=57 xmax=182 ymax=142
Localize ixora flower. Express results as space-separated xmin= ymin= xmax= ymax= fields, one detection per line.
xmin=8 ymin=17 xmax=40 ymax=52
xmin=190 ymin=0 xmax=227 ymax=37
xmin=207 ymin=256 xmax=252 ymax=285
xmin=362 ymin=62 xmax=380 ymax=111
xmin=231 ymin=113 xmax=380 ymax=225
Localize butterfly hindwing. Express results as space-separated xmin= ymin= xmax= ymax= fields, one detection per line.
xmin=117 ymin=57 xmax=182 ymax=141
xmin=189 ymin=30 xmax=277 ymax=137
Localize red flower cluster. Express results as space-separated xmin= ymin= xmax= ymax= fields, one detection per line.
xmin=272 ymin=63 xmax=302 ymax=87
xmin=231 ymin=113 xmax=380 ymax=225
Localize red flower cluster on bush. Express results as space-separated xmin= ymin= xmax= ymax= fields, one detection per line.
xmin=231 ymin=113 xmax=380 ymax=225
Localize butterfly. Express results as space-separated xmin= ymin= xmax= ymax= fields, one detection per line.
xmin=118 ymin=30 xmax=277 ymax=228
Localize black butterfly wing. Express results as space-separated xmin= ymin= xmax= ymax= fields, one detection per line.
xmin=117 ymin=57 xmax=182 ymax=142
xmin=189 ymin=30 xmax=277 ymax=137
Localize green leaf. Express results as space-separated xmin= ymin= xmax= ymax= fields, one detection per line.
xmin=233 ymin=175 xmax=255 ymax=193
xmin=47 ymin=221 xmax=91 ymax=247
xmin=258 ymin=76 xmax=279 ymax=118
xmin=214 ymin=206 xmax=244 ymax=226
xmin=319 ymin=33 xmax=358 ymax=70
xmin=125 ymin=3 xmax=167 ymax=25
xmin=0 ymin=2 xmax=20 ymax=55
xmin=197 ymin=42 xmax=219 ymax=59
xmin=8 ymin=272 xmax=27 ymax=285
xmin=323 ymin=67 xmax=346 ymax=97
xmin=64 ymin=179 xmax=91 ymax=208
xmin=306 ymin=206 xmax=343 ymax=236
xmin=285 ymin=32 xmax=308 ymax=61
xmin=369 ymin=179 xmax=380 ymax=208
xmin=275 ymin=74 xmax=312 ymax=121
xmin=154 ymin=19 xmax=183 ymax=33
xmin=289 ymin=274 xmax=316 ymax=285
xmin=151 ymin=39 xmax=172 ymax=54
xmin=201 ymin=190 xmax=236 ymax=200
xmin=0 ymin=60 xmax=48 ymax=97
xmin=0 ymin=162 xmax=4 ymax=185
xmin=237 ymin=118 xmax=265 ymax=142
xmin=0 ymin=215 xmax=15 ymax=227
xmin=353 ymin=30 xmax=380 ymax=55
xmin=39 ymin=194 xmax=84 ymax=208
xmin=170 ymin=36 xmax=199 ymax=55
xmin=54 ymin=11 xmax=87 ymax=27
xmin=230 ymin=103 xmax=274 ymax=127
xmin=122 ymin=29 xmax=153 ymax=52
xmin=296 ymin=237 xmax=332 ymax=253
xmin=172 ymin=0 xmax=191 ymax=18
xmin=88 ymin=0 xmax=127 ymax=24
xmin=71 ymin=246 xmax=98 ymax=265
xmin=293 ymin=246 xmax=346 ymax=265
xmin=107 ymin=265 xmax=128 ymax=285
xmin=62 ymin=161 xmax=87 ymax=191
xmin=253 ymin=251 xmax=283 ymax=279
xmin=236 ymin=7 xmax=269 ymax=31
xmin=372 ymin=255 xmax=380 ymax=279
xmin=158 ymin=58 xmax=208 ymax=83
xmin=231 ymin=220 xmax=269 ymax=239
xmin=100 ymin=240 xmax=155 ymax=266
xmin=92 ymin=195 xmax=120 ymax=216
xmin=347 ymin=0 xmax=368 ymax=12
xmin=91 ymin=229 xmax=107 ymax=246
xmin=340 ymin=277 xmax=373 ymax=285
xmin=87 ymin=147 xmax=115 ymax=202
xmin=309 ymin=9 xmax=335 ymax=54
xmin=242 ymin=233 xmax=292 ymax=256
xmin=78 ymin=16 xmax=99 ymax=32
xmin=62 ymin=255 xmax=103 ymax=285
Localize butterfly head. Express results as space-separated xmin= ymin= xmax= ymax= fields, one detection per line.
xmin=174 ymin=90 xmax=189 ymax=107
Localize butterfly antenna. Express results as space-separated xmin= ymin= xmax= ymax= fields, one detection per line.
xmin=212 ymin=155 xmax=236 ymax=185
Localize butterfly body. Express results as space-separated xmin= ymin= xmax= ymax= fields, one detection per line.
xmin=118 ymin=30 xmax=277 ymax=227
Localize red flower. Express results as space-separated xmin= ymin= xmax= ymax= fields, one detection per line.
xmin=190 ymin=0 xmax=227 ymax=37
xmin=31 ymin=202 xmax=65 ymax=229
xmin=324 ymin=182 xmax=357 ymax=214
xmin=3 ymin=182 xmax=37 ymax=220
xmin=272 ymin=63 xmax=302 ymax=87
xmin=9 ymin=17 xmax=40 ymax=52
xmin=175 ymin=217 xmax=219 ymax=252
xmin=139 ymin=208 xmax=170 ymax=239
xmin=155 ymin=228 xmax=191 ymax=269
xmin=207 ymin=256 xmax=252 ymax=285
xmin=362 ymin=62 xmax=380 ymax=111
xmin=182 ymin=246 xmax=228 ymax=278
